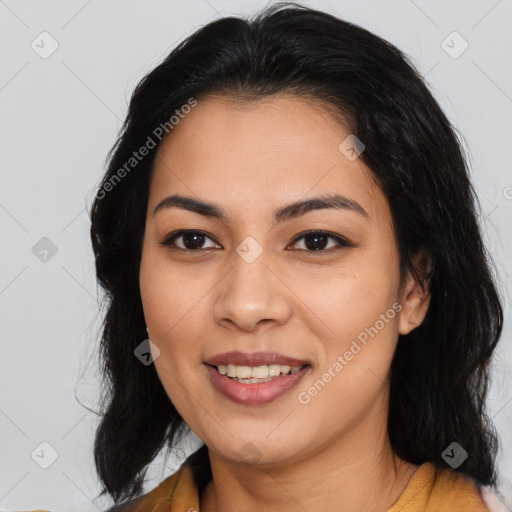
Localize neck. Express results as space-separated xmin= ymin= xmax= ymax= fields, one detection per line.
xmin=200 ymin=406 xmax=419 ymax=512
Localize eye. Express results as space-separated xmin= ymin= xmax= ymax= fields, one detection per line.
xmin=159 ymin=229 xmax=351 ymax=253
xmin=287 ymin=230 xmax=351 ymax=253
xmin=159 ymin=230 xmax=220 ymax=251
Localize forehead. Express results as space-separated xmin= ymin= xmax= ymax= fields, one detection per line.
xmin=150 ymin=94 xmax=387 ymax=221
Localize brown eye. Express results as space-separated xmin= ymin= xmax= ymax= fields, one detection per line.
xmin=160 ymin=230 xmax=220 ymax=251
xmin=160 ymin=229 xmax=351 ymax=253
xmin=288 ymin=230 xmax=351 ymax=252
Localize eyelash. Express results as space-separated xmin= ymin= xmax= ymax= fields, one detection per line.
xmin=159 ymin=229 xmax=352 ymax=254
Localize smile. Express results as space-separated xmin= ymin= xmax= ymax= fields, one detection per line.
xmin=205 ymin=363 xmax=311 ymax=405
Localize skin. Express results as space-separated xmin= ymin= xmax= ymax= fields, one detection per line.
xmin=139 ymin=94 xmax=431 ymax=512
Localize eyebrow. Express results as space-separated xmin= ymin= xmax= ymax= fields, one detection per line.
xmin=153 ymin=193 xmax=369 ymax=223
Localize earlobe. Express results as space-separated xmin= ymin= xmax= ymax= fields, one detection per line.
xmin=398 ymin=251 xmax=432 ymax=335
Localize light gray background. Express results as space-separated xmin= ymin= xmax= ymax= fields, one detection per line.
xmin=1 ymin=0 xmax=511 ymax=510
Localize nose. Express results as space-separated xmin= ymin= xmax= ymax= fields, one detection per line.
xmin=212 ymin=248 xmax=293 ymax=332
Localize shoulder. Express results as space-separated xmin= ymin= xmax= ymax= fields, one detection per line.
xmin=104 ymin=463 xmax=197 ymax=512
xmin=431 ymin=463 xmax=488 ymax=501
xmin=429 ymin=468 xmax=511 ymax=512
xmin=104 ymin=444 xmax=211 ymax=512
xmin=388 ymin=462 xmax=490 ymax=511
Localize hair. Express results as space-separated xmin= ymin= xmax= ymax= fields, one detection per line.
xmin=89 ymin=1 xmax=504 ymax=505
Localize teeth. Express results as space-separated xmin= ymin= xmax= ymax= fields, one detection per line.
xmin=226 ymin=364 xmax=237 ymax=377
xmin=251 ymin=365 xmax=269 ymax=378
xmin=217 ymin=363 xmax=304 ymax=380
xmin=268 ymin=365 xmax=282 ymax=377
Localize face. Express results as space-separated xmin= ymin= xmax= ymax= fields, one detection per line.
xmin=139 ymin=94 xmax=429 ymax=467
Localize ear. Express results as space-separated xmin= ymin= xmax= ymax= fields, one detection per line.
xmin=398 ymin=250 xmax=432 ymax=335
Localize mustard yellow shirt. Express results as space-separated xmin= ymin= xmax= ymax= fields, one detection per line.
xmin=100 ymin=458 xmax=491 ymax=511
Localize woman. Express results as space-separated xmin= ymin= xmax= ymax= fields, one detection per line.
xmin=90 ymin=3 xmax=505 ymax=511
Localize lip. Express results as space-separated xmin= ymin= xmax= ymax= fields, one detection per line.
xmin=204 ymin=351 xmax=310 ymax=367
xmin=205 ymin=364 xmax=311 ymax=405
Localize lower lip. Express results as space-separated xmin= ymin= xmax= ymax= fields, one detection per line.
xmin=205 ymin=364 xmax=311 ymax=405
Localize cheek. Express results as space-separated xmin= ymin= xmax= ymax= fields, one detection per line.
xmin=147 ymin=310 xmax=209 ymax=423
xmin=296 ymin=310 xmax=399 ymax=430
xmin=140 ymin=249 xmax=210 ymax=340
xmin=290 ymin=262 xmax=401 ymax=409
xmin=140 ymin=259 xmax=208 ymax=420
xmin=289 ymin=258 xmax=399 ymax=342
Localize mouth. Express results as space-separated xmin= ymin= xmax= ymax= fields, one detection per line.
xmin=210 ymin=363 xmax=309 ymax=383
xmin=204 ymin=362 xmax=312 ymax=405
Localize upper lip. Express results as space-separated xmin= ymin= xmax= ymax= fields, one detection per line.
xmin=204 ymin=351 xmax=310 ymax=368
